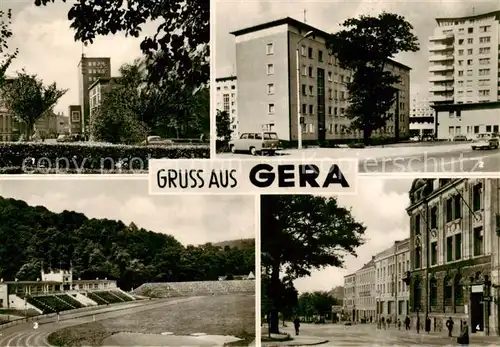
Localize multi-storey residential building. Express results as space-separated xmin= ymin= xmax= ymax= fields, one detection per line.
xmin=409 ymin=93 xmax=435 ymax=137
xmin=231 ymin=17 xmax=411 ymax=144
xmin=375 ymin=239 xmax=411 ymax=324
xmin=407 ymin=178 xmax=499 ymax=336
xmin=215 ymin=76 xmax=239 ymax=138
xmin=428 ymin=10 xmax=500 ymax=140
xmin=68 ymin=105 xmax=83 ymax=135
xmin=429 ymin=10 xmax=500 ymax=105
xmin=329 ymin=285 xmax=344 ymax=302
xmin=78 ymin=55 xmax=111 ymax=134
xmin=343 ymin=273 xmax=356 ymax=321
xmin=354 ymin=257 xmax=376 ymax=322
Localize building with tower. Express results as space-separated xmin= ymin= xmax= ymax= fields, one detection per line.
xmin=78 ymin=55 xmax=111 ymax=134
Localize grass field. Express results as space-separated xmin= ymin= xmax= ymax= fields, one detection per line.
xmin=48 ymin=294 xmax=255 ymax=346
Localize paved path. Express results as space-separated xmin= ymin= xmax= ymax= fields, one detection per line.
xmin=218 ymin=143 xmax=500 ymax=173
xmin=0 ymin=298 xmax=197 ymax=347
xmin=263 ymin=323 xmax=499 ymax=346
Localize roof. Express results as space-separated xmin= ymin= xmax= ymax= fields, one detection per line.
xmin=431 ymin=101 xmax=500 ymax=111
xmin=2 ymin=281 xmax=61 ymax=284
xmin=72 ymin=279 xmax=116 ymax=283
xmin=231 ymin=17 xmax=411 ymax=71
xmin=216 ymin=76 xmax=237 ymax=82
xmin=435 ymin=10 xmax=500 ymax=24
xmin=88 ymin=76 xmax=119 ymax=91
xmin=357 ymin=258 xmax=375 ymax=272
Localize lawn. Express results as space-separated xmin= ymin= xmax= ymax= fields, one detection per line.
xmin=48 ymin=294 xmax=255 ymax=346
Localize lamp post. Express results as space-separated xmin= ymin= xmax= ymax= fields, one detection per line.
xmin=295 ymin=31 xmax=314 ymax=149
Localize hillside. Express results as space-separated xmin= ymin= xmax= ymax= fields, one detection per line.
xmin=212 ymin=238 xmax=255 ymax=249
xmin=0 ymin=197 xmax=255 ymax=290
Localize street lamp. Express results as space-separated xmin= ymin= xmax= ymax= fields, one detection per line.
xmin=296 ymin=31 xmax=314 ymax=149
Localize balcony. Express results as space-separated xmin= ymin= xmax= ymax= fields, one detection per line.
xmin=429 ymin=54 xmax=454 ymax=62
xmin=429 ymin=94 xmax=454 ymax=103
xmin=429 ymin=64 xmax=454 ymax=72
xmin=429 ymin=33 xmax=454 ymax=42
xmin=429 ymin=74 xmax=454 ymax=82
xmin=429 ymin=44 xmax=453 ymax=52
xmin=430 ymin=85 xmax=454 ymax=93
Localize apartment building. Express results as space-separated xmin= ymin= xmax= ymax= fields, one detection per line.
xmin=354 ymin=257 xmax=376 ymax=322
xmin=409 ymin=93 xmax=435 ymax=137
xmin=78 ymin=55 xmax=111 ymax=134
xmin=343 ymin=273 xmax=356 ymax=321
xmin=88 ymin=77 xmax=120 ymax=123
xmin=375 ymin=239 xmax=411 ymax=323
xmin=215 ymin=76 xmax=239 ymax=138
xmin=428 ymin=10 xmax=500 ymax=139
xmin=407 ymin=178 xmax=500 ymax=336
xmin=231 ymin=17 xmax=411 ymax=144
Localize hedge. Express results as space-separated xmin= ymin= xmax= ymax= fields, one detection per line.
xmin=0 ymin=142 xmax=210 ymax=174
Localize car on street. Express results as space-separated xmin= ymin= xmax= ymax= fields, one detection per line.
xmin=56 ymin=134 xmax=77 ymax=143
xmin=142 ymin=136 xmax=174 ymax=146
xmin=409 ymin=136 xmax=420 ymax=142
xmin=229 ymin=132 xmax=281 ymax=155
xmin=453 ymin=134 xmax=469 ymax=142
xmin=471 ymin=133 xmax=499 ymax=150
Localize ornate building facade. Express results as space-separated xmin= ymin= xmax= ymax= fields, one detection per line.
xmin=406 ymin=178 xmax=499 ymax=336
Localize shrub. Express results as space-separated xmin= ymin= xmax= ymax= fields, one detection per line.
xmin=0 ymin=142 xmax=209 ymax=174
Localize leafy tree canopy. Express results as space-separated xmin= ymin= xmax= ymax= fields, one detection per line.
xmin=0 ymin=196 xmax=255 ymax=290
xmin=297 ymin=291 xmax=340 ymax=319
xmin=1 ymin=71 xmax=67 ymax=139
xmin=34 ymin=0 xmax=209 ymax=88
xmin=0 ymin=9 xmax=18 ymax=87
xmin=327 ymin=12 xmax=419 ymax=142
xmin=216 ymin=109 xmax=232 ymax=141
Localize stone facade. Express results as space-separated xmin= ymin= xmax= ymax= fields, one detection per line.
xmin=407 ymin=178 xmax=499 ymax=336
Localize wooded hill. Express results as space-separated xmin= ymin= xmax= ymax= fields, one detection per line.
xmin=0 ymin=197 xmax=255 ymax=290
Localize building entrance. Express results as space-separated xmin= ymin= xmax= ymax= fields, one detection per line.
xmin=470 ymin=292 xmax=484 ymax=333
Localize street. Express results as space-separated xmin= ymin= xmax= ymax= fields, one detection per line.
xmin=218 ymin=143 xmax=500 ymax=173
xmin=265 ymin=322 xmax=499 ymax=346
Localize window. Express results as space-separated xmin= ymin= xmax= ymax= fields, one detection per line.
xmin=430 ymin=206 xmax=438 ymax=229
xmin=328 ymin=88 xmax=333 ymax=99
xmin=430 ymin=278 xmax=437 ymax=306
xmin=444 ymin=278 xmax=452 ymax=306
xmin=301 ymin=84 xmax=307 ymax=95
xmin=301 ymin=45 xmax=306 ymax=56
xmin=308 ymin=47 xmax=313 ymax=59
xmin=466 ymin=69 xmax=472 ymax=76
xmin=309 ymin=105 xmax=314 ymax=114
xmin=479 ymin=69 xmax=490 ymax=76
xmin=415 ymin=246 xmax=421 ymax=269
xmin=467 ymin=49 xmax=473 ymax=55
xmin=455 ymin=233 xmax=462 ymax=260
xmin=454 ymin=195 xmax=461 ymax=219
xmin=467 ymin=59 xmax=473 ymax=65
xmin=318 ymin=50 xmax=323 ymax=62
xmin=267 ymin=83 xmax=275 ymax=95
xmin=308 ymin=85 xmax=314 ymax=96
xmin=473 ymin=183 xmax=482 ymax=211
xmin=414 ymin=215 xmax=421 ymax=235
xmin=267 ymin=63 xmax=274 ymax=75
xmin=458 ymin=49 xmax=464 ymax=56
xmin=454 ymin=276 xmax=463 ymax=306
xmin=467 ymin=27 xmax=473 ymax=33
xmin=266 ymin=43 xmax=274 ymax=55
xmin=431 ymin=242 xmax=437 ymax=265
xmin=473 ymin=227 xmax=483 ymax=256
xmin=302 ymin=104 xmax=307 ymax=114
xmin=479 ymin=47 xmax=490 ymax=54
xmin=328 ymin=106 xmax=332 ymax=116
xmin=308 ymin=66 xmax=313 ymax=77
xmin=479 ymin=36 xmax=491 ymax=43
xmin=467 ymin=38 xmax=473 ymax=44
xmin=328 ymin=55 xmax=333 ymax=65
xmin=458 ymin=70 xmax=463 ymax=76
xmin=446 ymin=198 xmax=453 ymax=222
xmin=268 ymin=103 xmax=275 ymax=114
xmin=458 ymin=60 xmax=463 ymax=66
xmin=458 ymin=39 xmax=464 ymax=45
xmin=479 ymin=25 xmax=491 ymax=33
xmin=479 ymin=58 xmax=490 ymax=65
xmin=328 ymin=71 xmax=332 ymax=82
xmin=479 ymin=90 xmax=490 ymax=97
xmin=302 ymin=65 xmax=307 ymax=76
xmin=447 ymin=236 xmax=453 ymax=262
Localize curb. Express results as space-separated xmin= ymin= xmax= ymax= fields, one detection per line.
xmin=263 ymin=339 xmax=329 ymax=346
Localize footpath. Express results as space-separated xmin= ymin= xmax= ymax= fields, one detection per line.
xmin=261 ymin=333 xmax=328 ymax=346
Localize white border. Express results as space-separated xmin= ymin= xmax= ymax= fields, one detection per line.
xmin=255 ymin=193 xmax=262 ymax=345
xmin=209 ymin=0 xmax=216 ymax=159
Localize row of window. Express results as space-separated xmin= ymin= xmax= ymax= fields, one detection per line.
xmin=457 ymin=36 xmax=491 ymax=45
xmin=414 ymin=275 xmax=464 ymax=311
xmin=457 ymin=57 xmax=490 ymax=66
xmin=267 ymin=42 xmax=336 ymax=65
xmin=377 ymin=280 xmax=409 ymax=295
xmin=448 ymin=125 xmax=500 ymax=136
xmin=301 ymin=122 xmax=398 ymax=136
xmin=457 ymin=68 xmax=490 ymax=76
xmin=457 ymin=47 xmax=491 ymax=55
xmin=457 ymin=79 xmax=491 ymax=87
xmin=456 ymin=89 xmax=491 ymax=97
xmin=216 ymin=84 xmax=236 ymax=91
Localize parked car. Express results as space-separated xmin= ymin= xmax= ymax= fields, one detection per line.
xmin=56 ymin=134 xmax=77 ymax=143
xmin=453 ymin=134 xmax=468 ymax=142
xmin=142 ymin=136 xmax=174 ymax=146
xmin=409 ymin=136 xmax=420 ymax=142
xmin=471 ymin=133 xmax=499 ymax=150
xmin=229 ymin=132 xmax=281 ymax=155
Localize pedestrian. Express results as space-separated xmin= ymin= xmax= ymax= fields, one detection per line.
xmin=446 ymin=317 xmax=454 ymax=337
xmin=405 ymin=316 xmax=410 ymax=330
xmin=425 ymin=316 xmax=431 ymax=334
xmin=381 ymin=317 xmax=385 ymax=330
xmin=416 ymin=316 xmax=420 ymax=334
xmin=370 ymin=316 xmax=372 ymax=323
xmin=457 ymin=320 xmax=469 ymax=346
xmin=293 ymin=317 xmax=300 ymax=336
xmin=397 ymin=318 xmax=401 ymax=330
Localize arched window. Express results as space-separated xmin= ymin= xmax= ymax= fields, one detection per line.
xmin=430 ymin=278 xmax=438 ymax=307
xmin=444 ymin=276 xmax=453 ymax=308
xmin=454 ymin=275 xmax=463 ymax=311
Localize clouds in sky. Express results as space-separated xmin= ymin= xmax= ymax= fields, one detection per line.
xmin=215 ymin=0 xmax=499 ymax=96
xmin=0 ymin=178 xmax=255 ymax=246
xmin=293 ymin=177 xmax=413 ymax=293
xmin=4 ymin=1 xmax=156 ymax=114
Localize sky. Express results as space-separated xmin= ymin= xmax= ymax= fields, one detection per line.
xmin=0 ymin=178 xmax=255 ymax=246
xmin=2 ymin=1 xmax=157 ymax=115
xmin=215 ymin=0 xmax=500 ymax=97
xmin=293 ymin=177 xmax=413 ymax=293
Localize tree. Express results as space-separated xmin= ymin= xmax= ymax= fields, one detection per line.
xmin=35 ymin=0 xmax=209 ymax=88
xmin=297 ymin=291 xmax=339 ymax=322
xmin=1 ymin=71 xmax=67 ymax=139
xmin=261 ymin=195 xmax=365 ymax=333
xmin=327 ymin=12 xmax=419 ymax=143
xmin=0 ymin=9 xmax=18 ymax=87
xmin=216 ymin=110 xmax=232 ymax=141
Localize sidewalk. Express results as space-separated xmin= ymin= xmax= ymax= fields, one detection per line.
xmin=378 ymin=326 xmax=499 ymax=344
xmin=261 ymin=333 xmax=328 ymax=346
xmin=282 ymin=143 xmax=472 ymax=160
